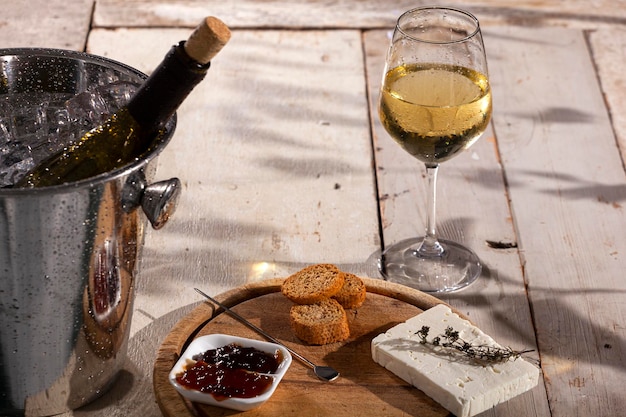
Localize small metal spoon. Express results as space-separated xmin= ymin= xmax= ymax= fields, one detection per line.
xmin=194 ymin=288 xmax=340 ymax=382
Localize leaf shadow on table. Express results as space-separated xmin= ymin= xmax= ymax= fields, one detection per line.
xmin=137 ymin=208 xmax=384 ymax=304
xmin=473 ymin=166 xmax=626 ymax=205
xmin=137 ymin=215 xmax=282 ymax=293
xmin=446 ymin=267 xmax=626 ymax=412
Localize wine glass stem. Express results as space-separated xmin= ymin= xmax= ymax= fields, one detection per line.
xmin=416 ymin=163 xmax=445 ymax=257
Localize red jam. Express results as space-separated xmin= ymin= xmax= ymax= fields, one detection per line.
xmin=175 ymin=343 xmax=282 ymax=400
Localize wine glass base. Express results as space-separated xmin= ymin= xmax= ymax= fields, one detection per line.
xmin=378 ymin=237 xmax=482 ymax=293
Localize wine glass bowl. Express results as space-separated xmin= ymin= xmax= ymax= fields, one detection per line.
xmin=378 ymin=7 xmax=492 ymax=293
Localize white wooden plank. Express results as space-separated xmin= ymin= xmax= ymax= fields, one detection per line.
xmin=589 ymin=27 xmax=626 ymax=166
xmin=93 ymin=0 xmax=625 ymax=29
xmin=486 ymin=26 xmax=626 ymax=416
xmin=364 ymin=29 xmax=551 ymax=417
xmin=0 ymin=0 xmax=93 ymax=50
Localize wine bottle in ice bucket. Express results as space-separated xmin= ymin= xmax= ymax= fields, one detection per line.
xmin=17 ymin=16 xmax=231 ymax=188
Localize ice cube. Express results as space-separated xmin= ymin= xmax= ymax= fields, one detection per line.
xmin=0 ymin=139 xmax=35 ymax=187
xmin=0 ymin=81 xmax=138 ymax=187
xmin=62 ymin=81 xmax=137 ymax=138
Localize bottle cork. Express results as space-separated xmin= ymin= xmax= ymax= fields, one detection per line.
xmin=184 ymin=16 xmax=231 ymax=65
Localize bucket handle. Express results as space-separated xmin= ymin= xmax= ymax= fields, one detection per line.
xmin=122 ymin=174 xmax=181 ymax=229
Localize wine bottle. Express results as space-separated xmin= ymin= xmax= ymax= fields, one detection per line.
xmin=16 ymin=16 xmax=231 ymax=188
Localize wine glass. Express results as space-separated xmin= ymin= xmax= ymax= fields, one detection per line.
xmin=378 ymin=7 xmax=492 ymax=293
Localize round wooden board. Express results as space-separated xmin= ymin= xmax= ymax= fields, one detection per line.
xmin=153 ymin=277 xmax=459 ymax=417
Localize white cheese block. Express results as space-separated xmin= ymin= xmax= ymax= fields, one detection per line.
xmin=371 ymin=304 xmax=539 ymax=417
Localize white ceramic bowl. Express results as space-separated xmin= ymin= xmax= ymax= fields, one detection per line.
xmin=169 ymin=334 xmax=292 ymax=411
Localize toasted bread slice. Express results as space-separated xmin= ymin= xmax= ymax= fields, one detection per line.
xmin=332 ymin=272 xmax=366 ymax=309
xmin=281 ymin=264 xmax=345 ymax=305
xmin=289 ymin=299 xmax=350 ymax=345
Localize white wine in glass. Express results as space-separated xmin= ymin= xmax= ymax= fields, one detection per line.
xmin=378 ymin=7 xmax=492 ymax=292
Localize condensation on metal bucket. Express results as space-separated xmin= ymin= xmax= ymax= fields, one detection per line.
xmin=0 ymin=48 xmax=180 ymax=416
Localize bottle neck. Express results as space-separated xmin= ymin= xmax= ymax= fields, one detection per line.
xmin=126 ymin=41 xmax=211 ymax=133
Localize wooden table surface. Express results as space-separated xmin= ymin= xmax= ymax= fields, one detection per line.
xmin=3 ymin=1 xmax=625 ymax=416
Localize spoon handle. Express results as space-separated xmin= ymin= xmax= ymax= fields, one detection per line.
xmin=193 ymin=288 xmax=316 ymax=369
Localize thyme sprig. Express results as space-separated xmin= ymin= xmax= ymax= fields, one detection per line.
xmin=415 ymin=325 xmax=534 ymax=363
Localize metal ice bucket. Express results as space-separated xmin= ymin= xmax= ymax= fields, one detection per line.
xmin=0 ymin=48 xmax=180 ymax=416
